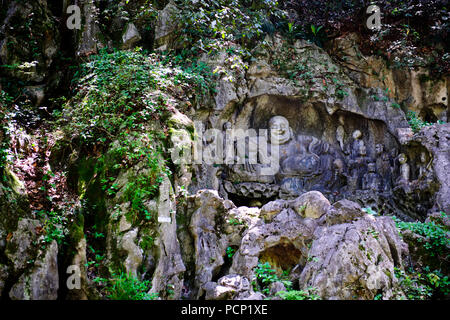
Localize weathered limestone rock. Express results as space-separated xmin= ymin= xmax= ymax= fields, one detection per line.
xmin=0 ymin=169 xmax=30 ymax=241
xmin=119 ymin=228 xmax=143 ymax=278
xmin=299 ymin=215 xmax=408 ymax=300
xmin=329 ymin=33 xmax=448 ymax=122
xmin=149 ymin=176 xmax=186 ymax=299
xmin=5 ymin=219 xmax=41 ymax=273
xmin=260 ymin=200 xmax=287 ymax=223
xmin=154 ymin=1 xmax=179 ymax=50
xmin=322 ymin=199 xmax=365 ymax=226
xmin=204 ymin=274 xmax=251 ymax=300
xmin=0 ymin=0 xmax=59 ymax=83
xmin=104 ymin=168 xmax=185 ymax=299
xmin=122 ymin=23 xmax=141 ymax=49
xmin=0 ymin=264 xmax=8 ymax=296
xmin=230 ymin=199 xmax=316 ymax=280
xmin=291 ymin=191 xmax=331 ymax=219
xmin=188 ymin=190 xmax=233 ymax=298
xmin=9 ymin=241 xmax=59 ymax=300
xmin=242 ymin=292 xmax=265 ymax=300
xmin=199 ymin=47 xmax=248 ymax=112
xmin=23 ymin=85 xmax=46 ymax=106
xmin=269 ymin=281 xmax=286 ymax=296
xmin=413 ymin=124 xmax=450 ymax=214
xmin=214 ymin=192 xmax=410 ymax=300
xmin=74 ymin=0 xmax=104 ymax=57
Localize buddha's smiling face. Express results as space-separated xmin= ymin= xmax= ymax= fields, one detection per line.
xmin=269 ymin=116 xmax=292 ymax=145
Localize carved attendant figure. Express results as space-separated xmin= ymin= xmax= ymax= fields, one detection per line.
xmin=397 ymin=153 xmax=410 ymax=184
xmin=336 ymin=115 xmax=346 ymax=152
xmin=349 ymin=130 xmax=365 ymax=159
xmin=362 ymin=163 xmax=381 ymax=191
xmin=375 ymin=144 xmax=392 ymax=192
xmin=348 ymin=143 xmax=370 ymax=190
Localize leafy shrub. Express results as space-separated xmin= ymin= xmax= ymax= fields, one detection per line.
xmin=64 ymin=49 xmax=212 ymax=146
xmin=62 ymin=49 xmax=213 ymax=220
xmin=395 ymin=267 xmax=449 ymax=300
xmin=0 ymin=90 xmax=12 ymax=173
xmin=226 ymin=246 xmax=236 ymax=259
xmin=276 ymin=288 xmax=320 ymax=300
xmin=254 ymin=262 xmax=292 ymax=295
xmin=106 ymin=272 xmax=158 ymax=300
xmin=407 ymin=111 xmax=433 ymax=133
xmin=37 ymin=210 xmax=68 ymax=245
xmin=174 ymin=0 xmax=282 ymax=54
xmin=393 ymin=215 xmax=450 ymax=257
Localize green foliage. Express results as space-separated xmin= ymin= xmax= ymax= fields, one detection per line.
xmin=395 ymin=267 xmax=450 ymax=300
xmin=226 ymin=246 xmax=236 ymax=259
xmin=310 ymin=24 xmax=322 ymax=37
xmin=86 ymin=246 xmax=105 ymax=269
xmin=309 ymin=24 xmax=326 ymax=46
xmin=64 ymin=48 xmax=211 ymax=145
xmin=0 ymin=90 xmax=12 ymax=173
xmin=174 ymin=0 xmax=282 ymax=53
xmin=276 ymin=288 xmax=320 ymax=300
xmin=407 ymin=111 xmax=433 ymax=133
xmin=227 ymin=217 xmax=244 ymax=226
xmin=362 ymin=207 xmax=378 ymax=216
xmin=140 ymin=235 xmax=155 ymax=251
xmin=254 ymin=262 xmax=292 ymax=295
xmin=37 ymin=210 xmax=68 ymax=245
xmin=393 ymin=215 xmax=450 ymax=257
xmin=332 ymin=77 xmax=348 ymax=99
xmin=105 ymin=272 xmax=158 ymax=300
xmin=63 ymin=49 xmax=213 ymax=222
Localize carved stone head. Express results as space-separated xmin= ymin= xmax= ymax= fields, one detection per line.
xmin=359 ymin=144 xmax=367 ymax=156
xmin=375 ymin=144 xmax=384 ymax=155
xmin=333 ymin=158 xmax=344 ymax=172
xmin=420 ymin=151 xmax=427 ymax=163
xmin=368 ymin=163 xmax=376 ymax=173
xmin=398 ymin=153 xmax=408 ymax=164
xmin=269 ymin=116 xmax=292 ymax=145
xmin=353 ymin=130 xmax=362 ymax=140
xmin=223 ymin=122 xmax=232 ymax=130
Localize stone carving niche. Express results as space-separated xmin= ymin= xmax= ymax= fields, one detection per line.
xmin=220 ymin=95 xmax=437 ymax=220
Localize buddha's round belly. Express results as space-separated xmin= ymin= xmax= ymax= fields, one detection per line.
xmin=281 ymin=155 xmax=319 ymax=175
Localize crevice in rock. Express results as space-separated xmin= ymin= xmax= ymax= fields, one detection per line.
xmin=259 ymin=243 xmax=304 ymax=275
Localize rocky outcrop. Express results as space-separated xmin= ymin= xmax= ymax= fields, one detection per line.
xmin=186 ymin=190 xmax=408 ymax=300
xmin=1 ymin=2 xmax=448 ymax=301
xmin=9 ymin=241 xmax=59 ymax=300
xmin=413 ymin=124 xmax=450 ymax=214
xmin=188 ymin=190 xmax=235 ymax=298
xmin=188 ymin=33 xmax=447 ymax=222
xmin=299 ymin=214 xmax=407 ymax=300
xmin=329 ymin=33 xmax=448 ymax=123
xmin=0 ymin=0 xmax=59 ymax=83
xmin=154 ymin=1 xmax=179 ymax=51
xmin=204 ymin=274 xmax=251 ymax=300
xmin=74 ymin=0 xmax=104 ymax=57
xmin=122 ymin=23 xmax=141 ymax=50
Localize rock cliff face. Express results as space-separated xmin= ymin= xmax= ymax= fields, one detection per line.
xmin=0 ymin=0 xmax=448 ymax=300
